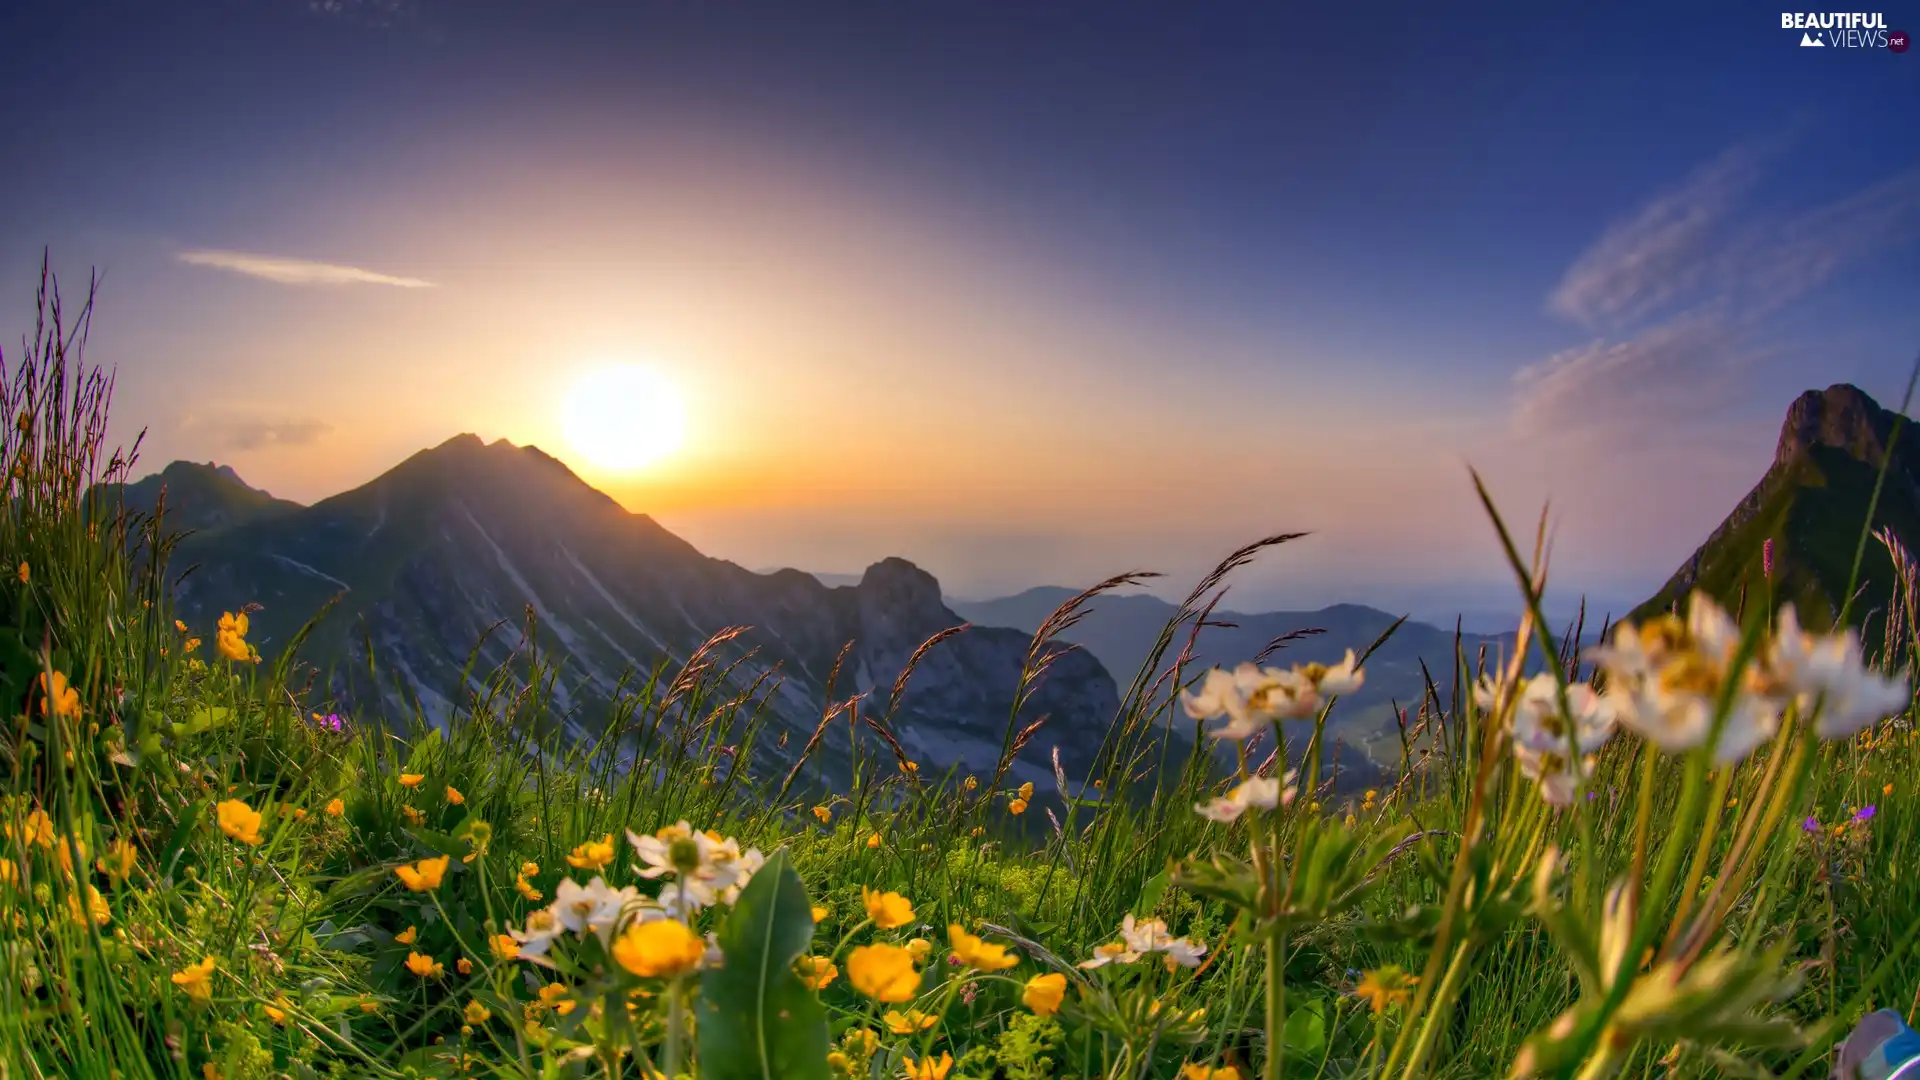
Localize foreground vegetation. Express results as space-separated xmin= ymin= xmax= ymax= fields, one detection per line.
xmin=4 ymin=267 xmax=1918 ymax=1079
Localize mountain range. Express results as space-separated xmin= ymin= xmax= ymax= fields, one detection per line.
xmin=120 ymin=437 xmax=1119 ymax=793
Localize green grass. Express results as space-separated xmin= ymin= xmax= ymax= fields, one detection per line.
xmin=4 ymin=264 xmax=1920 ymax=1080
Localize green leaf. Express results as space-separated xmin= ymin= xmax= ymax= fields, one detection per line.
xmin=1283 ymin=998 xmax=1329 ymax=1059
xmin=696 ymin=847 xmax=832 ymax=1080
xmin=1135 ymin=868 xmax=1170 ymax=916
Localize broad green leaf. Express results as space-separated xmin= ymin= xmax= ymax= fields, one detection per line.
xmin=1283 ymin=998 xmax=1329 ymax=1058
xmin=696 ymin=847 xmax=832 ymax=1080
xmin=1135 ymin=867 xmax=1171 ymax=915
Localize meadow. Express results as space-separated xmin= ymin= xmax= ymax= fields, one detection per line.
xmin=4 ymin=271 xmax=1917 ymax=1080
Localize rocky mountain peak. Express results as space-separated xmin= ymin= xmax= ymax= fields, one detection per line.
xmin=1775 ymin=383 xmax=1913 ymax=474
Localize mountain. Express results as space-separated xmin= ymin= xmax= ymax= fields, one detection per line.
xmin=121 ymin=435 xmax=1120 ymax=791
xmin=1631 ymin=384 xmax=1920 ymax=644
xmin=117 ymin=460 xmax=301 ymax=535
xmin=948 ymin=588 xmax=1563 ymax=763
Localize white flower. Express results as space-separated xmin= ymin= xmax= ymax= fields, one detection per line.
xmin=509 ymin=907 xmax=567 ymax=959
xmin=1181 ymin=666 xmax=1264 ymax=739
xmin=1194 ymin=771 xmax=1297 ymax=822
xmin=1770 ymin=605 xmax=1911 ymax=739
xmin=551 ymin=877 xmax=649 ymax=944
xmin=1077 ymin=914 xmax=1209 ymax=969
xmin=1513 ymin=742 xmax=1589 ymax=807
xmin=1586 ymin=595 xmax=1784 ymax=764
xmin=1181 ymin=652 xmax=1366 ymax=740
xmin=1076 ymin=941 xmax=1139 ymax=969
xmin=1120 ymin=914 xmax=1173 ymax=953
xmin=1481 ymin=674 xmax=1618 ymax=757
xmin=1159 ymin=936 xmax=1208 ymax=968
xmin=626 ymin=823 xmax=765 ymax=911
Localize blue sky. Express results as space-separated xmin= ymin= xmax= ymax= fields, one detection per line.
xmin=3 ymin=0 xmax=1918 ymax=621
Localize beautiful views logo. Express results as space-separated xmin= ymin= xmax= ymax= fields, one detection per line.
xmin=1781 ymin=11 xmax=1908 ymax=47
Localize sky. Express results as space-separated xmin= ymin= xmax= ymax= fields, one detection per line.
xmin=3 ymin=0 xmax=1918 ymax=622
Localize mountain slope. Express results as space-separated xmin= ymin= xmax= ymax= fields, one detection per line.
xmin=1631 ymin=384 xmax=1920 ymax=645
xmin=127 ymin=435 xmax=1120 ymax=790
xmin=949 ymin=588 xmax=1545 ymax=763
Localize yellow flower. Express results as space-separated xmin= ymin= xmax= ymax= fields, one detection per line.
xmin=516 ymin=875 xmax=543 ymax=901
xmin=463 ymin=1000 xmax=491 ymax=1025
xmin=358 ymin=997 xmax=380 ymax=1014
xmin=537 ymin=982 xmax=575 ymax=1015
xmin=445 ymin=785 xmax=465 ymax=805
xmin=862 ymin=886 xmax=915 ymax=930
xmin=1886 ymin=783 xmax=1896 ymax=796
xmin=1023 ymin=972 xmax=1067 ymax=1016
xmin=213 ymin=612 xmax=254 ymax=660
xmin=1008 ymin=798 xmax=1028 ymax=816
xmin=902 ymin=761 xmax=920 ymax=774
xmin=394 ymin=854 xmax=451 ymax=892
xmin=846 ymin=943 xmax=920 ymax=1002
xmin=812 ymin=805 xmax=832 ymax=824
xmin=291 ymin=807 xmax=308 ymax=822
xmin=215 ymin=800 xmax=264 ymax=846
xmin=811 ymin=904 xmax=830 ymax=923
xmin=884 ymin=1008 xmax=937 ymax=1034
xmin=8 ymin=809 xmax=54 ymax=849
xmin=905 ymin=937 xmax=933 ymax=962
xmin=490 ymin=933 xmax=521 ymax=961
xmin=520 ymin=861 xmax=539 ymax=876
xmin=16 ymin=562 xmax=27 ymax=584
xmin=611 ymin=918 xmax=705 ymax=978
xmin=172 ymin=957 xmax=216 ymax=1002
xmin=183 ymin=637 xmax=200 ymax=652
xmin=1180 ymin=1066 xmax=1244 ymax=1080
xmin=395 ymin=925 xmax=418 ymax=945
xmin=264 ymin=995 xmax=290 ymax=1025
xmin=1017 ymin=781 xmax=1034 ymax=801
xmin=866 ymin=832 xmax=881 ymax=849
xmin=903 ymin=1053 xmax=953 ymax=1080
xmin=405 ymin=951 xmax=444 ymax=978
xmin=325 ymin=798 xmax=345 ymax=817
xmin=797 ymin=955 xmax=838 ymax=990
xmin=948 ymin=923 xmax=1017 ymax=971
xmin=398 ymin=773 xmax=424 ymax=788
xmin=963 ymin=776 xmax=979 ymax=791
xmin=567 ymin=834 xmax=616 ymax=870
xmin=827 ymin=1052 xmax=850 ymax=1073
xmin=37 ymin=671 xmax=80 ymax=719
xmin=1354 ymin=965 xmax=1418 ymax=1014
xmin=400 ymin=805 xmax=425 ymax=825
xmin=66 ymin=885 xmax=110 ymax=926
xmin=456 ymin=957 xmax=473 ymax=975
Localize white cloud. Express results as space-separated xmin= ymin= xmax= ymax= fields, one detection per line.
xmin=1516 ymin=142 xmax=1920 ymax=441
xmin=1548 ymin=143 xmax=1769 ymax=331
xmin=178 ymin=250 xmax=435 ymax=288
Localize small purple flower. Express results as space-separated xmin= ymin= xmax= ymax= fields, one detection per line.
xmin=1854 ymin=805 xmax=1877 ymax=823
xmin=310 ymin=712 xmax=347 ymax=734
xmin=1803 ymin=815 xmax=1820 ymax=833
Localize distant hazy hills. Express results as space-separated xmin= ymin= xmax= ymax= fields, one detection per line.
xmin=948 ymin=589 xmax=1552 ymax=761
xmin=111 ymin=436 xmax=1119 ymax=792
xmin=1632 ymin=383 xmax=1920 ymax=647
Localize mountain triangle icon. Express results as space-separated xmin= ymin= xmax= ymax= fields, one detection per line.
xmin=1800 ymin=31 xmax=1825 ymax=46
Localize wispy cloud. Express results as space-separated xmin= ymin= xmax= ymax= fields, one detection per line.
xmin=178 ymin=250 xmax=436 ymax=288
xmin=181 ymin=412 xmax=333 ymax=452
xmin=1515 ymin=141 xmax=1920 ymax=439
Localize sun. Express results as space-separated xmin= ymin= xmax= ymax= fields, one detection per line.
xmin=560 ymin=364 xmax=687 ymax=473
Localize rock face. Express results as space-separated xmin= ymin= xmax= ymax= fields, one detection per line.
xmin=1632 ymin=384 xmax=1920 ymax=636
xmin=120 ymin=435 xmax=1120 ymax=789
xmin=1776 ymin=384 xmax=1920 ymax=477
